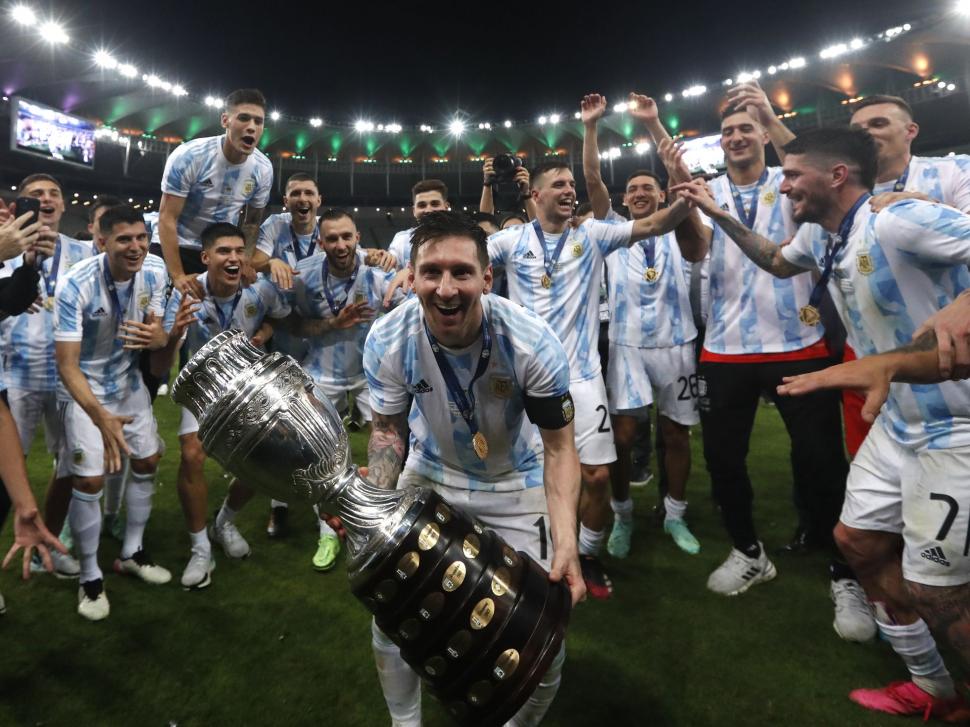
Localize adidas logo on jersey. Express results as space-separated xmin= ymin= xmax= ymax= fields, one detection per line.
xmin=199 ymin=178 xmax=214 ymax=189
xmin=522 ymin=250 xmax=537 ymax=260
xmin=920 ymin=546 xmax=950 ymax=567
xmin=412 ymin=379 xmax=433 ymax=394
xmin=92 ymin=306 xmax=109 ymax=318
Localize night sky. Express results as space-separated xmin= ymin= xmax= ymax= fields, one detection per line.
xmin=65 ymin=0 xmax=934 ymax=124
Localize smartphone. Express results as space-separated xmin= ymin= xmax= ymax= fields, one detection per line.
xmin=14 ymin=196 xmax=41 ymax=226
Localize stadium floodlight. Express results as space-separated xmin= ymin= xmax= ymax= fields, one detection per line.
xmin=538 ymin=115 xmax=547 ymax=125
xmin=119 ymin=63 xmax=137 ymax=78
xmin=820 ymin=42 xmax=849 ymax=59
xmin=849 ymin=37 xmax=865 ymax=50
xmin=171 ymin=84 xmax=187 ymax=97
xmin=573 ymin=111 xmax=581 ymax=119
xmin=613 ymin=102 xmax=628 ymax=113
xmin=939 ymin=80 xmax=948 ymax=88
xmin=788 ymin=57 xmax=806 ymax=69
xmin=768 ymin=65 xmax=777 ymax=75
xmin=39 ymin=20 xmax=69 ymax=44
xmin=549 ymin=113 xmax=560 ymax=124
xmin=635 ymin=142 xmax=651 ymax=155
xmin=270 ymin=110 xmax=281 ymax=121
xmin=449 ymin=119 xmax=465 ymax=136
xmin=504 ymin=119 xmax=513 ymax=128
xmin=957 ymin=0 xmax=970 ymax=14
xmin=159 ymin=80 xmax=172 ymax=91
xmin=11 ymin=5 xmax=36 ymax=25
xmin=204 ymin=95 xmax=219 ymax=107
xmin=310 ymin=117 xmax=323 ymax=127
xmin=608 ymin=147 xmax=621 ymax=160
xmin=94 ymin=50 xmax=117 ymax=69
xmin=145 ymin=74 xmax=162 ymax=88
xmin=354 ymin=119 xmax=369 ymax=132
xmin=664 ymin=93 xmax=674 ymax=102
xmin=948 ymin=83 xmax=957 ymax=91
xmin=682 ymin=85 xmax=707 ymax=98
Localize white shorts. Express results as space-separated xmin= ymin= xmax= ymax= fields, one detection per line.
xmin=841 ymin=421 xmax=970 ymax=587
xmin=570 ymin=376 xmax=616 ymax=466
xmin=317 ymin=379 xmax=372 ymax=423
xmin=61 ymin=386 xmax=160 ymax=478
xmin=178 ymin=406 xmax=200 ymax=437
xmin=399 ymin=471 xmax=552 ymax=569
xmin=606 ymin=341 xmax=700 ymax=425
xmin=7 ymin=386 xmax=64 ymax=454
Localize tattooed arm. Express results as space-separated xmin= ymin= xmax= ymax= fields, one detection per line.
xmin=670 ymin=178 xmax=808 ymax=277
xmin=366 ymin=411 xmax=409 ymax=489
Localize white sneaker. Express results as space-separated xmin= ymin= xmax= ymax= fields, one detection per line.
xmin=181 ymin=551 xmax=215 ymax=590
xmin=209 ymin=519 xmax=251 ymax=559
xmin=157 ymin=383 xmax=169 ymax=397
xmin=30 ymin=550 xmax=81 ymax=579
xmin=707 ymin=544 xmax=777 ymax=596
xmin=77 ymin=579 xmax=110 ymax=621
xmin=0 ymin=590 xmax=6 ymax=615
xmin=831 ymin=578 xmax=877 ymax=642
xmin=114 ymin=549 xmax=172 ymax=585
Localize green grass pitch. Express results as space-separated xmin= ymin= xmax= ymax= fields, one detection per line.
xmin=0 ymin=397 xmax=937 ymax=725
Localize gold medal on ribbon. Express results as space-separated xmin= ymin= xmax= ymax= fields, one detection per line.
xmin=857 ymin=252 xmax=874 ymax=275
xmin=540 ymin=273 xmax=552 ymax=289
xmin=644 ymin=268 xmax=660 ymax=283
xmin=472 ymin=431 xmax=489 ymax=460
xmin=798 ymin=304 xmax=821 ymax=326
xmin=43 ymin=297 xmax=54 ymax=312
xmin=571 ymin=243 xmax=582 ymax=257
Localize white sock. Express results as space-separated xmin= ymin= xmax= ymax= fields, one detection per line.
xmin=371 ymin=620 xmax=421 ymax=726
xmin=313 ymin=504 xmax=337 ymax=537
xmin=610 ymin=497 xmax=634 ymax=523
xmin=270 ymin=499 xmax=289 ymax=509
xmin=578 ymin=523 xmax=605 ymax=557
xmin=664 ymin=495 xmax=687 ymax=522
xmin=121 ymin=470 xmax=155 ymax=559
xmin=189 ymin=528 xmax=211 ymax=557
xmin=878 ymin=618 xmax=954 ymax=698
xmin=69 ymin=489 xmax=103 ymax=584
xmin=507 ymin=642 xmax=565 ymax=726
xmin=216 ymin=501 xmax=237 ymax=530
xmin=103 ymin=460 xmax=129 ymax=516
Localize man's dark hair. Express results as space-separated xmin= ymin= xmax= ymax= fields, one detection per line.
xmin=17 ymin=173 xmax=61 ymax=195
xmin=500 ymin=212 xmax=527 ymax=227
xmin=99 ymin=205 xmax=147 ymax=237
xmin=530 ymin=160 xmax=571 ymax=187
xmin=285 ymin=172 xmax=319 ymax=191
xmin=89 ymin=194 xmax=124 ymax=224
xmin=625 ymin=169 xmax=663 ymax=189
xmin=720 ymin=104 xmax=760 ymax=123
xmin=782 ymin=128 xmax=878 ymax=191
xmin=851 ymin=95 xmax=914 ymax=120
xmin=469 ymin=211 xmax=499 ymax=228
xmin=410 ymin=210 xmax=489 ymax=270
xmin=575 ymin=202 xmax=593 ymax=217
xmin=201 ymin=221 xmax=246 ymax=250
xmin=225 ymin=88 xmax=266 ymax=111
xmin=412 ymin=179 xmax=448 ymax=203
xmin=319 ymin=208 xmax=355 ymax=225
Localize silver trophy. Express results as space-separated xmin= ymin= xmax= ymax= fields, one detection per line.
xmin=172 ymin=330 xmax=570 ymax=726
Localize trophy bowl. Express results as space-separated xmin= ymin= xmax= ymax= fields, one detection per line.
xmin=171 ymin=330 xmax=571 ymax=726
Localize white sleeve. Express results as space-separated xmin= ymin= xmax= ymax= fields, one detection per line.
xmin=588 ymin=219 xmax=634 ymax=256
xmin=879 ymin=201 xmax=970 ymax=267
xmin=363 ymin=326 xmax=410 ymax=415
xmin=160 ymin=144 xmax=195 ymax=197
xmin=780 ymin=225 xmax=820 ymax=270
xmin=256 ymin=217 xmax=276 ymax=258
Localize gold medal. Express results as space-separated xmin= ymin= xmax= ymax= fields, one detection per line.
xmin=472 ymin=431 xmax=489 ymax=460
xmin=798 ymin=304 xmax=821 ymax=326
xmin=644 ymin=268 xmax=660 ymax=283
xmin=571 ymin=243 xmax=582 ymax=257
xmin=540 ymin=273 xmax=552 ymax=289
xmin=44 ymin=297 xmax=54 ymax=312
xmin=857 ymin=252 xmax=874 ymax=275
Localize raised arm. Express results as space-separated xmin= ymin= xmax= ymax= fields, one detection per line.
xmin=366 ymin=410 xmax=409 ymax=489
xmin=670 ymin=179 xmax=806 ymax=277
xmin=629 ymin=197 xmax=691 ymax=242
xmin=479 ymin=157 xmax=496 ymax=215
xmin=580 ymin=94 xmax=612 ymax=220
xmin=657 ymin=137 xmax=711 ymax=262
xmin=627 ymin=93 xmax=673 ymax=146
xmin=725 ymin=81 xmax=795 ymax=161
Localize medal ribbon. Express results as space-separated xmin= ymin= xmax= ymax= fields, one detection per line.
xmin=40 ymin=235 xmax=62 ymax=299
xmin=423 ymin=313 xmax=492 ymax=446
xmin=289 ymin=223 xmax=319 ymax=262
xmin=728 ymin=168 xmax=770 ymax=229
xmin=322 ymin=256 xmax=360 ymax=316
xmin=101 ymin=255 xmax=134 ymax=327
xmin=532 ymin=219 xmax=570 ymax=283
xmin=640 ymin=236 xmax=657 ymax=272
xmin=892 ymin=162 xmax=910 ymax=193
xmin=806 ymin=192 xmax=872 ymax=310
xmin=205 ymin=278 xmax=243 ymax=332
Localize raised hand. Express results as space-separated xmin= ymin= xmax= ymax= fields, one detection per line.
xmin=580 ymin=94 xmax=607 ymax=125
xmin=627 ymin=93 xmax=659 ymax=123
xmin=725 ymin=81 xmax=775 ymax=126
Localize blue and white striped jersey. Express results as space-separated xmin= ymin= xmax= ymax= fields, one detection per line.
xmin=488 ymin=219 xmax=633 ymax=382
xmin=784 ymin=199 xmax=970 ymax=451
xmin=364 ymin=295 xmax=571 ymax=492
xmin=143 ymin=212 xmax=159 ymax=241
xmin=605 ymin=229 xmax=697 ymax=348
xmin=160 ymin=135 xmax=273 ymax=250
xmin=290 ymin=250 xmax=401 ymax=388
xmin=255 ymin=212 xmax=321 ymax=265
xmin=873 ymin=155 xmax=970 ymax=213
xmin=1 ymin=235 xmax=94 ymax=391
xmin=163 ymin=272 xmax=290 ymax=355
xmin=53 ymin=253 xmax=168 ymax=403
xmin=388 ymin=227 xmax=415 ymax=269
xmin=702 ymin=168 xmax=823 ymax=354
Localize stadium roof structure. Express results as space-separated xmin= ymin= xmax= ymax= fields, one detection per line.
xmin=2 ymin=2 xmax=970 ymax=208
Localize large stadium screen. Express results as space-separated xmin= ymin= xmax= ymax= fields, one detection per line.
xmin=10 ymin=97 xmax=96 ymax=169
xmin=679 ymin=133 xmax=724 ymax=176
